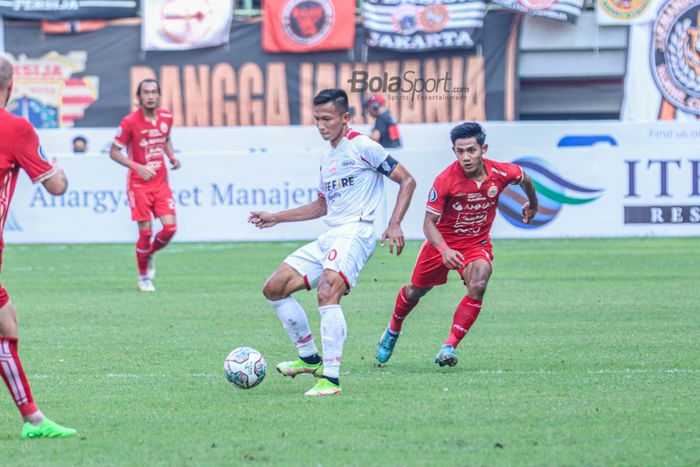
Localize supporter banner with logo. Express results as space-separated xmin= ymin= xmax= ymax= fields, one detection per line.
xmin=263 ymin=0 xmax=356 ymax=53
xmin=4 ymin=51 xmax=99 ymax=128
xmin=3 ymin=13 xmax=518 ymax=126
xmin=595 ymin=0 xmax=661 ymax=24
xmin=491 ymin=0 xmax=584 ymax=24
xmin=622 ymin=0 xmax=700 ymax=121
xmin=0 ymin=0 xmax=138 ymax=20
xmin=363 ymin=0 xmax=486 ymax=51
xmin=142 ymin=0 xmax=233 ymax=51
xmin=6 ymin=121 xmax=699 ymax=244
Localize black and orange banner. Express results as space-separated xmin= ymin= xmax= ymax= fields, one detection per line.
xmin=3 ymin=13 xmax=519 ymax=127
xmin=263 ymin=0 xmax=356 ymax=53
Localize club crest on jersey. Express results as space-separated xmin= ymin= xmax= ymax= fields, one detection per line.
xmin=429 ymin=187 xmax=438 ymax=202
xmin=160 ymin=122 xmax=169 ymax=133
xmin=487 ymin=185 xmax=498 ymax=198
xmin=38 ymin=145 xmax=48 ymax=161
xmin=329 ymin=158 xmax=337 ymax=174
xmin=116 ymin=126 xmax=123 ymax=137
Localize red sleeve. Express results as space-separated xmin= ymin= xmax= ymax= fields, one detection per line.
xmin=114 ymin=118 xmax=131 ymax=148
xmin=502 ymin=162 xmax=524 ymax=185
xmin=14 ymin=124 xmax=56 ymax=183
xmin=426 ymin=174 xmax=448 ymax=215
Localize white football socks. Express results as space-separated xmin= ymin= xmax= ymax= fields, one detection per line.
xmin=319 ymin=304 xmax=347 ymax=379
xmin=267 ymin=297 xmax=319 ymax=358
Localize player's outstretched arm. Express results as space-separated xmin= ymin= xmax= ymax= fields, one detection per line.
xmin=519 ymin=172 xmax=539 ymax=224
xmin=381 ymin=163 xmax=416 ymax=256
xmin=249 ymin=196 xmax=327 ymax=229
xmin=109 ymin=143 xmax=155 ymax=181
xmin=424 ymin=212 xmax=465 ymax=269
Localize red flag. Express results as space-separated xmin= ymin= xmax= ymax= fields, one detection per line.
xmin=263 ymin=0 xmax=356 ymax=53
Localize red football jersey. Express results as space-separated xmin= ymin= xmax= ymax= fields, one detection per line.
xmin=114 ymin=108 xmax=173 ymax=189
xmin=0 ymin=109 xmax=56 ymax=248
xmin=426 ymin=158 xmax=523 ymax=248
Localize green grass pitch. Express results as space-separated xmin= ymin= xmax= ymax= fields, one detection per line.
xmin=0 ymin=238 xmax=698 ymax=465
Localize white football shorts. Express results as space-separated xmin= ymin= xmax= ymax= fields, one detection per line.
xmin=285 ymin=222 xmax=376 ymax=290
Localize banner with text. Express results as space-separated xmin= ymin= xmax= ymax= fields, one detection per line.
xmin=3 ymin=12 xmax=518 ymax=126
xmin=5 ymin=121 xmax=699 ymax=244
xmin=491 ymin=0 xmax=584 ymax=24
xmin=0 ymin=0 xmax=138 ymax=20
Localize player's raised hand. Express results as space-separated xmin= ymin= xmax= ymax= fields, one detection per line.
xmin=441 ymin=248 xmax=465 ymax=270
xmin=170 ymin=158 xmax=182 ymax=170
xmin=248 ymin=211 xmax=278 ymax=229
xmin=135 ymin=163 xmax=156 ymax=181
xmin=521 ymin=202 xmax=538 ymax=224
xmin=381 ymin=222 xmax=405 ymax=256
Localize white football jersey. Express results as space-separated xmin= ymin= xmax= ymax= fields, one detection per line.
xmin=318 ymin=129 xmax=397 ymax=227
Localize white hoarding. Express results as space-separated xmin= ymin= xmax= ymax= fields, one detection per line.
xmin=5 ymin=122 xmax=699 ymax=244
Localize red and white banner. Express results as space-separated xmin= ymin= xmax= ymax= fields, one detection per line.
xmin=263 ymin=0 xmax=356 ymax=53
xmin=141 ymin=0 xmax=233 ymax=51
xmin=622 ymin=0 xmax=700 ymax=121
xmin=595 ymin=0 xmax=661 ymax=25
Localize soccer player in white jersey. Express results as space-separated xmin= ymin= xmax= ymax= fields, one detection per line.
xmin=248 ymin=88 xmax=416 ymax=396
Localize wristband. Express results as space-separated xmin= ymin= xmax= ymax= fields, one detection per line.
xmin=437 ymin=243 xmax=449 ymax=254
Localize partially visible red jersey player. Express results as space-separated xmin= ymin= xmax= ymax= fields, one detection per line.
xmin=110 ymin=79 xmax=182 ymax=292
xmin=0 ymin=55 xmax=77 ymax=438
xmin=376 ymin=122 xmax=539 ymax=367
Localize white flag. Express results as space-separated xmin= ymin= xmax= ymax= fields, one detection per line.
xmin=596 ymin=0 xmax=661 ymax=25
xmin=142 ymin=0 xmax=233 ymax=51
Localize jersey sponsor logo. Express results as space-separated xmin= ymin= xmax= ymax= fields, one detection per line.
xmin=282 ymin=0 xmax=335 ymax=46
xmin=498 ymin=156 xmax=604 ymax=229
xmin=487 ymin=185 xmax=498 ymax=198
xmin=492 ymin=168 xmax=507 ymax=177
xmin=452 ymin=201 xmax=463 ymax=211
xmin=651 ymin=0 xmax=700 ymax=116
xmin=341 ymin=159 xmax=355 ymax=167
xmin=467 ymin=193 xmax=485 ymax=201
xmin=454 ymin=192 xmax=467 ymax=197
xmin=160 ymin=122 xmax=169 ymax=133
xmin=429 ymin=187 xmax=438 ymax=202
xmin=325 ymin=176 xmax=354 ymax=192
xmin=139 ymin=139 xmax=148 ymax=148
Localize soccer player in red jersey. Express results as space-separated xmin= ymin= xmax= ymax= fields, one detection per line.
xmin=0 ymin=56 xmax=77 ymax=438
xmin=110 ymin=79 xmax=181 ymax=292
xmin=376 ymin=122 xmax=539 ymax=367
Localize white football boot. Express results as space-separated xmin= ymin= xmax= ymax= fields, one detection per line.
xmin=137 ymin=278 xmax=156 ymax=292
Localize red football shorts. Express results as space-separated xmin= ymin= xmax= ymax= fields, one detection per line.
xmin=128 ymin=183 xmax=175 ymax=222
xmin=410 ymin=240 xmax=493 ymax=288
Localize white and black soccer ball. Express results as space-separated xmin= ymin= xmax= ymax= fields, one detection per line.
xmin=224 ymin=347 xmax=266 ymax=389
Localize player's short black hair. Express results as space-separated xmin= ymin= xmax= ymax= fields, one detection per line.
xmin=72 ymin=135 xmax=87 ymax=144
xmin=450 ymin=122 xmax=486 ymax=146
xmin=313 ymin=88 xmax=349 ymax=115
xmin=136 ymin=79 xmax=161 ymax=97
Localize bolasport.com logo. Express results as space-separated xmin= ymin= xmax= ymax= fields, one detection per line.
xmin=347 ymin=71 xmax=470 ymax=102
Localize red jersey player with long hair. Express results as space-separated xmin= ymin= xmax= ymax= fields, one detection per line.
xmin=376 ymin=122 xmax=539 ymax=367
xmin=110 ymin=79 xmax=182 ymax=292
xmin=0 ymin=55 xmax=76 ymax=438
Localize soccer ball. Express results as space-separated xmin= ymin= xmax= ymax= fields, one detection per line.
xmin=224 ymin=347 xmax=266 ymax=389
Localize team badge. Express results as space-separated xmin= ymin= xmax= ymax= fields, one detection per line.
xmin=429 ymin=187 xmax=438 ymax=202
xmin=418 ymin=5 xmax=450 ymax=33
xmin=116 ymin=126 xmax=123 ymax=137
xmin=598 ymin=0 xmax=652 ymax=20
xmin=282 ymin=0 xmax=335 ymax=46
xmin=652 ymin=0 xmax=700 ymax=115
xmin=329 ymin=158 xmax=337 ymax=174
xmin=160 ymin=122 xmax=169 ymax=133
xmin=487 ymin=185 xmax=498 ymax=198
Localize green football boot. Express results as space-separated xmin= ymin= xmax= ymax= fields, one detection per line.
xmin=304 ymin=378 xmax=342 ymax=397
xmin=21 ymin=418 xmax=77 ymax=439
xmin=276 ymin=358 xmax=322 ymax=378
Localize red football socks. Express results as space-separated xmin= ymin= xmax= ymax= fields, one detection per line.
xmin=136 ymin=229 xmax=152 ymax=276
xmin=149 ymin=224 xmax=176 ymax=255
xmin=445 ymin=296 xmax=483 ymax=348
xmin=389 ymin=286 xmax=420 ymax=333
xmin=0 ymin=338 xmax=38 ymax=417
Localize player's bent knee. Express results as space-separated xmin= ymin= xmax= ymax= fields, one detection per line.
xmin=406 ymin=284 xmax=431 ymax=301
xmin=162 ymin=224 xmax=177 ymax=238
xmin=467 ymin=279 xmax=488 ymax=298
xmin=317 ymin=274 xmax=346 ymax=305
